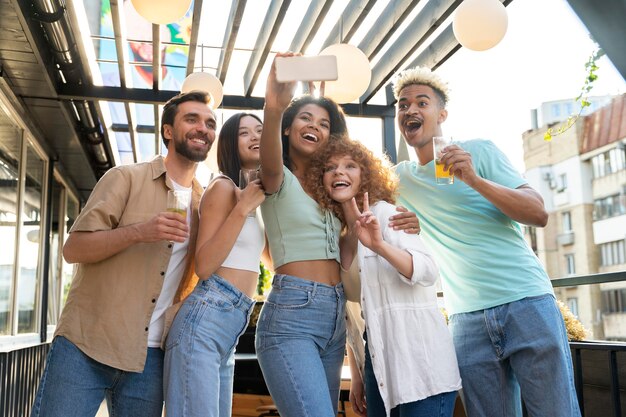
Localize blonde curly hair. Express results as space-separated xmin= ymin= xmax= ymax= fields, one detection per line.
xmin=306 ymin=136 xmax=398 ymax=227
xmin=392 ymin=66 xmax=450 ymax=106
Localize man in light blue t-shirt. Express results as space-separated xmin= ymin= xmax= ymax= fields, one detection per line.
xmin=391 ymin=67 xmax=581 ymax=417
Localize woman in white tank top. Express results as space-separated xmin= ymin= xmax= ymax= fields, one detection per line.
xmin=164 ymin=113 xmax=268 ymax=417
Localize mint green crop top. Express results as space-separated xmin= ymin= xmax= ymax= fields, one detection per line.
xmin=260 ymin=166 xmax=341 ymax=269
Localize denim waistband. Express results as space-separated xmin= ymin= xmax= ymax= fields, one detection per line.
xmin=201 ymin=274 xmax=255 ymax=310
xmin=272 ymin=274 xmax=344 ymax=297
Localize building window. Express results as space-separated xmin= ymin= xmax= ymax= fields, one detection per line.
xmin=600 ymin=240 xmax=626 ymax=266
xmin=562 ymin=211 xmax=572 ymax=232
xmin=565 ymin=254 xmax=576 ymax=275
xmin=591 ymin=147 xmax=626 ymax=179
xmin=603 ymin=289 xmax=626 ymax=313
xmin=593 ymin=194 xmax=626 ymax=220
xmin=567 ymin=297 xmax=579 ymax=317
xmin=557 ymin=173 xmax=568 ymax=192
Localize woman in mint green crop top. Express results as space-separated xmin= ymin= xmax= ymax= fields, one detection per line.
xmin=255 ymin=54 xmax=351 ymax=417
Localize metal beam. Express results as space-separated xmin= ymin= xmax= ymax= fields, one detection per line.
xmin=320 ymin=0 xmax=378 ymax=50
xmin=382 ymin=115 xmax=397 ymax=163
xmin=243 ymin=0 xmax=291 ymax=96
xmin=289 ymin=0 xmax=333 ymax=53
xmin=566 ymin=0 xmax=626 ymax=80
xmin=55 ymin=84 xmax=396 ymax=117
xmin=357 ymin=0 xmax=420 ymax=59
xmin=186 ymin=0 xmax=204 ymax=76
xmin=361 ymin=0 xmax=460 ymax=103
xmin=217 ymin=0 xmax=246 ymax=83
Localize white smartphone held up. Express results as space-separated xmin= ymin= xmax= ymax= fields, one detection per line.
xmin=275 ymin=55 xmax=338 ymax=83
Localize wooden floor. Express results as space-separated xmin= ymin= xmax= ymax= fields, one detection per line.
xmin=232 ymin=393 xmax=468 ymax=417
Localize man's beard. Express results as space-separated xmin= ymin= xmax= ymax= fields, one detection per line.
xmin=174 ymin=134 xmax=210 ymax=162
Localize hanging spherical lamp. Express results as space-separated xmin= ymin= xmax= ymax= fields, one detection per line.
xmin=130 ymin=0 xmax=192 ymax=25
xmin=453 ymin=0 xmax=508 ymax=51
xmin=318 ymin=44 xmax=371 ymax=104
xmin=181 ymin=72 xmax=224 ymax=109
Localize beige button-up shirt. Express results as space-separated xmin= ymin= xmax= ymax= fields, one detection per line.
xmin=55 ymin=156 xmax=201 ymax=372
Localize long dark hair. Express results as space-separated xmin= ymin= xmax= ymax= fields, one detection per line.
xmin=281 ymin=95 xmax=348 ymax=170
xmin=217 ymin=112 xmax=263 ymax=186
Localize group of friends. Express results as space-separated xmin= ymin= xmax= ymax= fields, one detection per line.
xmin=30 ymin=55 xmax=582 ymax=417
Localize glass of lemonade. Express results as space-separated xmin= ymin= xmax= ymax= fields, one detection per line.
xmin=167 ymin=190 xmax=191 ymax=217
xmin=433 ymin=136 xmax=454 ymax=185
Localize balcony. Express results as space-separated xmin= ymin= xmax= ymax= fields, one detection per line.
xmin=558 ymin=231 xmax=576 ymax=246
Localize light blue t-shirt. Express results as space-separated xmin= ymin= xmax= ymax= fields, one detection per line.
xmin=395 ymin=139 xmax=554 ymax=315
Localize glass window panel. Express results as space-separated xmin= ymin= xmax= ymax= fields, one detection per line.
xmin=47 ymin=179 xmax=63 ymax=325
xmin=99 ymin=60 xmax=121 ymax=87
xmin=135 ymin=103 xmax=155 ymax=128
xmin=62 ymin=195 xmax=79 ymax=306
xmin=0 ymin=108 xmax=20 ymax=335
xmin=138 ymin=133 xmax=157 ymax=162
xmin=17 ymin=143 xmax=45 ymax=333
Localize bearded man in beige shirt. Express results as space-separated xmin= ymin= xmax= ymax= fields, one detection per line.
xmin=30 ymin=91 xmax=216 ymax=417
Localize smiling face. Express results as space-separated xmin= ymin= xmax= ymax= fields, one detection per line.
xmin=164 ymin=100 xmax=216 ymax=162
xmin=323 ymin=154 xmax=362 ymax=204
xmin=284 ymin=103 xmax=331 ymax=158
xmin=237 ymin=115 xmax=262 ymax=169
xmin=396 ymin=84 xmax=448 ymax=163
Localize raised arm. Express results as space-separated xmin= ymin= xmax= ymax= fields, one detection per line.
xmin=441 ymin=144 xmax=548 ymax=227
xmin=194 ymin=178 xmax=265 ymax=279
xmin=259 ymin=53 xmax=297 ymax=194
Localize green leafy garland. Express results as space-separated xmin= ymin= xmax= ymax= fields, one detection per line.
xmin=544 ymin=48 xmax=604 ymax=141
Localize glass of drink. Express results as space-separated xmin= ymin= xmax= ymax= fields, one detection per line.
xmin=239 ymin=168 xmax=260 ymax=189
xmin=167 ymin=190 xmax=191 ymax=217
xmin=433 ymin=136 xmax=454 ymax=185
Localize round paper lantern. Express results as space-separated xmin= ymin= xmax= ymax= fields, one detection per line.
xmin=181 ymin=72 xmax=224 ymax=109
xmin=319 ymin=44 xmax=371 ymax=104
xmin=130 ymin=0 xmax=192 ymax=25
xmin=453 ymin=0 xmax=508 ymax=51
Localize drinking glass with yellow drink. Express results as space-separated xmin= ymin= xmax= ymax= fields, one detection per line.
xmin=433 ymin=136 xmax=454 ymax=185
xmin=167 ymin=190 xmax=191 ymax=218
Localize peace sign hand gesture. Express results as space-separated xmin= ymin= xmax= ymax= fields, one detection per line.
xmin=350 ymin=192 xmax=383 ymax=252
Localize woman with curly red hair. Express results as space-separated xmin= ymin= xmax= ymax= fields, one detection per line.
xmin=306 ymin=137 xmax=462 ymax=417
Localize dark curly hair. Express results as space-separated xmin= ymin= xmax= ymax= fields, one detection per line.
xmin=306 ymin=135 xmax=398 ymax=227
xmin=281 ymin=95 xmax=348 ymax=170
xmin=217 ymin=112 xmax=262 ymax=186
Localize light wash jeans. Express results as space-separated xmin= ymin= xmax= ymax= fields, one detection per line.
xmin=164 ymin=275 xmax=255 ymax=417
xmin=449 ymin=294 xmax=582 ymax=417
xmin=363 ymin=337 xmax=457 ymax=417
xmin=31 ymin=336 xmax=164 ymax=417
xmin=255 ymin=274 xmax=346 ymax=417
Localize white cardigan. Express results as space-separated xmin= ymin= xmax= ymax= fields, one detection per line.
xmin=344 ymin=201 xmax=462 ymax=416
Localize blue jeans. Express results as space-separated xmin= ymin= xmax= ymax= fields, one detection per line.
xmin=255 ymin=274 xmax=346 ymax=417
xmin=30 ymin=336 xmax=163 ymax=417
xmin=449 ymin=294 xmax=581 ymax=417
xmin=164 ymin=275 xmax=255 ymax=417
xmin=363 ymin=338 xmax=457 ymax=417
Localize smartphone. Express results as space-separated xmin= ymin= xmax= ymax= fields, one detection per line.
xmin=275 ymin=55 xmax=338 ymax=83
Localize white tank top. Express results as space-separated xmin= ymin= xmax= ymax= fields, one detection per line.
xmin=202 ymin=176 xmax=264 ymax=273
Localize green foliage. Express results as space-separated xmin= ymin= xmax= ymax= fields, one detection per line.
xmin=544 ymin=47 xmax=604 ymax=141
xmin=256 ymin=261 xmax=272 ymax=296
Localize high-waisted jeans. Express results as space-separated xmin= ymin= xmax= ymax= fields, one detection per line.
xmin=255 ymin=274 xmax=346 ymax=417
xmin=164 ymin=275 xmax=255 ymax=417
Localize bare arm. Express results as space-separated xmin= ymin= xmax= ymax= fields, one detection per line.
xmin=259 ymin=53 xmax=298 ymax=194
xmin=441 ymin=145 xmax=548 ymax=227
xmin=63 ymin=212 xmax=189 ymax=264
xmin=195 ymin=179 xmax=265 ymax=279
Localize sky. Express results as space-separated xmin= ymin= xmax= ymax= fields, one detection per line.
xmin=433 ymin=0 xmax=625 ymax=171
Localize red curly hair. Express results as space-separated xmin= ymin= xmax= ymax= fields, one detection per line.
xmin=305 ymin=135 xmax=398 ymax=227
